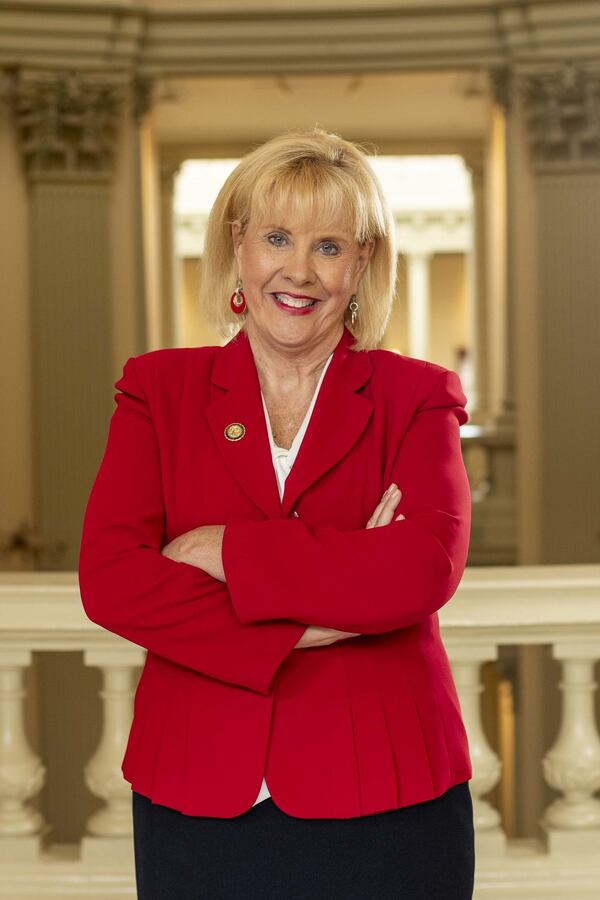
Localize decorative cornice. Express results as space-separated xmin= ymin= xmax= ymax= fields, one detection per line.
xmin=517 ymin=62 xmax=600 ymax=173
xmin=0 ymin=3 xmax=600 ymax=77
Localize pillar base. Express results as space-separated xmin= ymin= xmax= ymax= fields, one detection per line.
xmin=541 ymin=825 xmax=600 ymax=858
xmin=0 ymin=834 xmax=43 ymax=864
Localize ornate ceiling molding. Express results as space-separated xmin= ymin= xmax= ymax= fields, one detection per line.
xmin=0 ymin=2 xmax=599 ymax=77
xmin=3 ymin=4 xmax=600 ymax=178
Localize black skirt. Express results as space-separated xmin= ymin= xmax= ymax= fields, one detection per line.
xmin=132 ymin=781 xmax=475 ymax=900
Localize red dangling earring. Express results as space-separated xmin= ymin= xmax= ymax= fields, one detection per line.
xmin=230 ymin=279 xmax=247 ymax=315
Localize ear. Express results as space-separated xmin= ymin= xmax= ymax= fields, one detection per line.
xmin=231 ymin=220 xmax=243 ymax=262
xmin=356 ymin=239 xmax=375 ymax=279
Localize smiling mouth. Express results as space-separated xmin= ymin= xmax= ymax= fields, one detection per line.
xmin=270 ymin=292 xmax=320 ymax=309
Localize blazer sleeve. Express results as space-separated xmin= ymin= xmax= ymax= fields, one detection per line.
xmin=78 ymin=356 xmax=306 ymax=696
xmin=222 ymin=366 xmax=471 ymax=634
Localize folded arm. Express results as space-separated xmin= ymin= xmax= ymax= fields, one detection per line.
xmin=222 ymin=367 xmax=471 ymax=634
xmin=78 ymin=356 xmax=305 ymax=696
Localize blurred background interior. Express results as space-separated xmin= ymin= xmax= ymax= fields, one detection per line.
xmin=0 ymin=1 xmax=599 ymax=897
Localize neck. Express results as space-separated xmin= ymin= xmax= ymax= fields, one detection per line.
xmin=244 ymin=323 xmax=342 ymax=394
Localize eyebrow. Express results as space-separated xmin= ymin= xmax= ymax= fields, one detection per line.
xmin=262 ymin=224 xmax=349 ymax=240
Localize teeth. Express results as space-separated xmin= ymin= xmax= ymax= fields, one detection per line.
xmin=274 ymin=293 xmax=315 ymax=308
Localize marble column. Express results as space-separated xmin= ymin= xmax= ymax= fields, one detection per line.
xmin=159 ymin=155 xmax=183 ymax=348
xmin=405 ymin=250 xmax=432 ymax=360
xmin=488 ymin=65 xmax=540 ymax=839
xmin=488 ymin=67 xmax=517 ymax=434
xmin=499 ymin=59 xmax=600 ymax=840
xmin=516 ymin=61 xmax=600 ymax=565
xmin=8 ymin=71 xmax=151 ymax=571
xmin=462 ymin=153 xmax=486 ymax=421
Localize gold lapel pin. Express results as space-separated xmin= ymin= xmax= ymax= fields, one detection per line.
xmin=224 ymin=422 xmax=246 ymax=441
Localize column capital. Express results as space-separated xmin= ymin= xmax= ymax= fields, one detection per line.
xmin=5 ymin=68 xmax=154 ymax=181
xmin=159 ymin=152 xmax=183 ymax=190
xmin=516 ymin=61 xmax=600 ymax=174
xmin=488 ymin=65 xmax=513 ymax=115
xmin=132 ymin=75 xmax=155 ymax=127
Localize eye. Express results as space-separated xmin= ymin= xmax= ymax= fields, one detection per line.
xmin=321 ymin=241 xmax=341 ymax=256
xmin=267 ymin=232 xmax=288 ymax=247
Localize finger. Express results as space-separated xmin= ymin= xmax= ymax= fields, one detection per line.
xmin=366 ymin=485 xmax=400 ymax=528
xmin=381 ymin=488 xmax=402 ymax=518
xmin=367 ymin=501 xmax=392 ymax=529
xmin=369 ymin=488 xmax=402 ymax=528
xmin=366 ymin=500 xmax=388 ymax=528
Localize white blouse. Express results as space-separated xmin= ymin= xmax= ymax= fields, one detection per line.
xmin=251 ymin=350 xmax=334 ymax=806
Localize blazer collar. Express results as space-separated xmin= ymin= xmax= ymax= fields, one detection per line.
xmin=205 ymin=326 xmax=373 ymax=519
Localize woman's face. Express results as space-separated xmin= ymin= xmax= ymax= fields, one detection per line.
xmin=231 ymin=206 xmax=374 ymax=350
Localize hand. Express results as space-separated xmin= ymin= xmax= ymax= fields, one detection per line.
xmin=161 ymin=525 xmax=226 ymax=582
xmin=366 ymin=482 xmax=404 ymax=528
xmin=294 ymin=483 xmax=404 ymax=649
xmin=294 ymin=625 xmax=361 ymax=649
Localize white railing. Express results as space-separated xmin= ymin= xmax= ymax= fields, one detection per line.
xmin=1 ymin=566 xmax=600 ymax=899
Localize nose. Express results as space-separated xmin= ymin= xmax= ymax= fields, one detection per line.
xmin=281 ymin=244 xmax=316 ymax=286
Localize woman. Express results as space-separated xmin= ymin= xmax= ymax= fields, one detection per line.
xmin=79 ymin=127 xmax=475 ymax=899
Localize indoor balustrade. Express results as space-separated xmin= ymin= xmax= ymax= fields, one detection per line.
xmin=1 ymin=565 xmax=599 ymax=899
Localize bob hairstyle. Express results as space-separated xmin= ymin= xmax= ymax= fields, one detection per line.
xmin=198 ymin=126 xmax=398 ymax=351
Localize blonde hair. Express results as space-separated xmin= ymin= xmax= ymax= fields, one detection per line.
xmin=199 ymin=127 xmax=397 ymax=351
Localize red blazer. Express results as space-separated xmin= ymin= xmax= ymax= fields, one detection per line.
xmin=78 ymin=325 xmax=472 ymax=819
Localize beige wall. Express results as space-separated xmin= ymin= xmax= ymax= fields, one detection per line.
xmin=430 ymin=253 xmax=468 ymax=369
xmin=0 ymin=103 xmax=32 ymax=568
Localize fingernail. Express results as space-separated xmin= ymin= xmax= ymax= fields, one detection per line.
xmin=395 ymin=514 xmax=405 ymax=520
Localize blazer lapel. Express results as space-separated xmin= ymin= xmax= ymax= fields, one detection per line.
xmin=205 ymin=326 xmax=374 ymax=520
xmin=205 ymin=330 xmax=282 ymax=520
xmin=280 ymin=329 xmax=373 ymax=518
